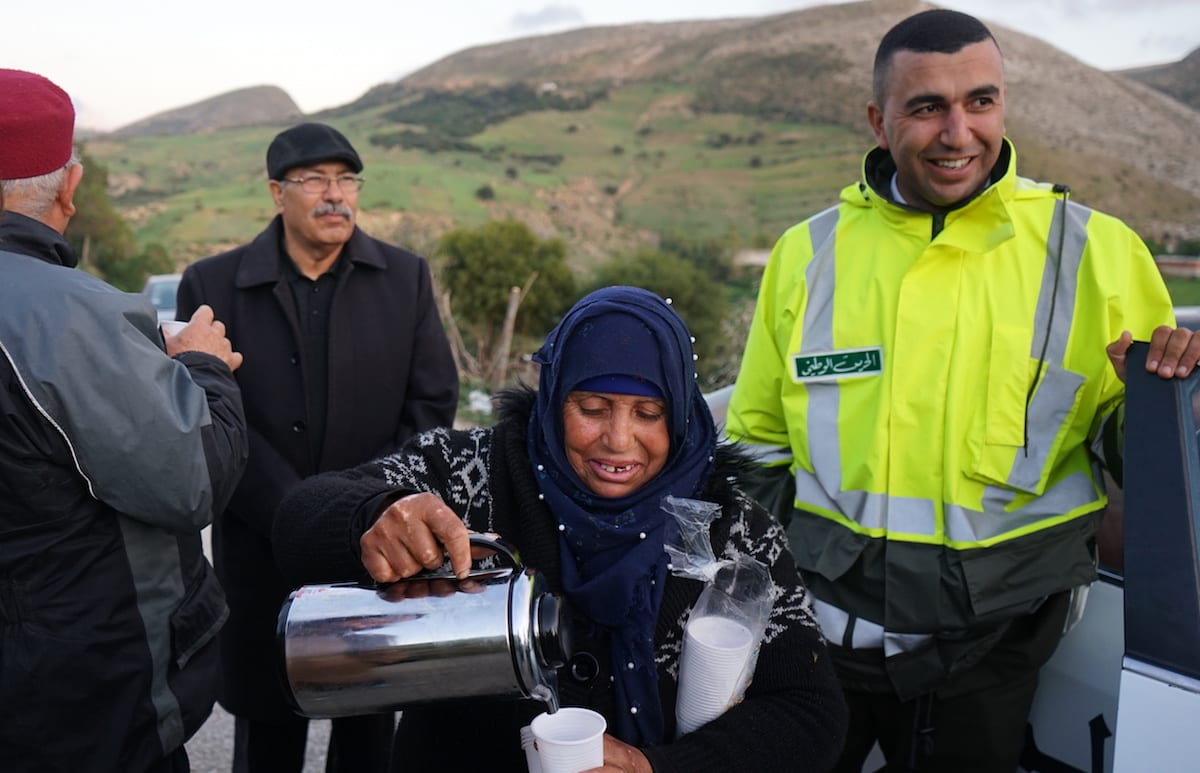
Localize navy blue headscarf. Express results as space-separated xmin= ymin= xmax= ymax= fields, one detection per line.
xmin=528 ymin=286 xmax=716 ymax=745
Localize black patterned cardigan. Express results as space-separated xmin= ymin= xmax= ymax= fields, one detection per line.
xmin=273 ymin=388 xmax=847 ymax=773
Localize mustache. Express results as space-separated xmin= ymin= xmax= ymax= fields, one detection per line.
xmin=312 ymin=202 xmax=353 ymax=218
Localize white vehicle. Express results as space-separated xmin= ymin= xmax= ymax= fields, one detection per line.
xmin=1020 ymin=341 xmax=1200 ymax=772
xmin=141 ymin=273 xmax=182 ymax=323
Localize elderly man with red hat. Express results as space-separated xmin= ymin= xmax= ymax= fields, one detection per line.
xmin=177 ymin=123 xmax=459 ymax=772
xmin=0 ymin=69 xmax=249 ymax=772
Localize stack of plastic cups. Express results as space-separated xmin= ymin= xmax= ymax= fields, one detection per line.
xmin=520 ymin=725 xmax=543 ymax=773
xmin=675 ymin=615 xmax=755 ymax=736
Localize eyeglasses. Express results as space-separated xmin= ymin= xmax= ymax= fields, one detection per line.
xmin=281 ymin=174 xmax=365 ymax=194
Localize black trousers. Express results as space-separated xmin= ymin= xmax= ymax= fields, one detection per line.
xmin=146 ymin=747 xmax=190 ymax=773
xmin=232 ymin=712 xmax=394 ymax=773
xmin=831 ymin=592 xmax=1070 ymax=773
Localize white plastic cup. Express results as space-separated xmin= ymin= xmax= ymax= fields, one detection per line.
xmin=160 ymin=320 xmax=187 ymax=337
xmin=531 ymin=707 xmax=606 ymax=773
xmin=520 ymin=725 xmax=543 ymax=773
xmin=676 ymin=615 xmax=754 ymax=736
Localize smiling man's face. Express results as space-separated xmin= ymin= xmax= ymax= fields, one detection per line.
xmin=868 ymin=39 xmax=1007 ymax=211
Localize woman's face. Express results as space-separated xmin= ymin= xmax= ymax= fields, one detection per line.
xmin=561 ymin=391 xmax=670 ymax=498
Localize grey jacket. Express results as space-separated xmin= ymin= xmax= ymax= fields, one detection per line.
xmin=0 ymin=220 xmax=247 ymax=772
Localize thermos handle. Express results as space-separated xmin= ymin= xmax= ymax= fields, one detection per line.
xmin=404 ymin=532 xmax=524 ymax=581
xmin=467 ymin=532 xmax=523 ymax=569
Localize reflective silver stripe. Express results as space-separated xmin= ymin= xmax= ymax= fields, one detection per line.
xmin=812 ymin=597 xmax=932 ymax=653
xmin=795 ymin=469 xmax=937 ymax=535
xmin=812 ymin=597 xmax=852 ymax=643
xmin=885 ymin=496 xmax=937 ymax=536
xmin=802 ymin=208 xmax=845 ymax=502
xmin=798 ymin=468 xmax=1100 ymax=543
xmin=1004 ymin=199 xmax=1091 ymax=490
xmin=884 ymin=632 xmax=932 ymax=658
xmin=1031 ymin=198 xmax=1087 ymax=367
xmin=1091 ymin=406 xmax=1121 ymax=468
xmin=949 ymin=471 xmax=1102 ymax=542
xmin=795 ymin=473 xmax=884 ymax=528
xmin=802 ymin=206 xmax=841 ymax=355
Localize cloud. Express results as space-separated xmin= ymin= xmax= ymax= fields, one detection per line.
xmin=1052 ymin=0 xmax=1191 ymax=14
xmin=949 ymin=0 xmax=1190 ymax=15
xmin=511 ymin=4 xmax=586 ymax=33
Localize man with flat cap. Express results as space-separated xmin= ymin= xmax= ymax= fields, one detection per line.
xmin=178 ymin=122 xmax=458 ymax=772
xmin=0 ymin=69 xmax=248 ymax=772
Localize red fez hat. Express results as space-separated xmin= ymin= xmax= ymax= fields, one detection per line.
xmin=0 ymin=69 xmax=76 ymax=180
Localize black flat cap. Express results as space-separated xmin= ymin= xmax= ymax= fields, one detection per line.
xmin=266 ymin=122 xmax=363 ymax=180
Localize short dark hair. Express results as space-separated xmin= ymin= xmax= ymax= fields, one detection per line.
xmin=872 ymin=10 xmax=999 ymax=105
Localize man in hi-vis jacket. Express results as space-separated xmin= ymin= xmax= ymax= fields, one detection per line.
xmin=726 ymin=10 xmax=1200 ymax=772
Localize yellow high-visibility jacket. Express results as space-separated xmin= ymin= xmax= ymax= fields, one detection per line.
xmin=727 ymin=140 xmax=1173 ymax=694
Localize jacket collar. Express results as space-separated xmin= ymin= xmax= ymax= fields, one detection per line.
xmin=861 ymin=138 xmax=1015 ymax=211
xmin=0 ymin=211 xmax=79 ymax=268
xmin=233 ymin=214 xmax=387 ymax=289
xmin=853 ymin=138 xmax=1019 ymax=249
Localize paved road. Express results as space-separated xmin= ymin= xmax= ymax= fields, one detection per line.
xmin=185 ymin=704 xmax=330 ymax=773
xmin=190 ymin=526 xmax=331 ymax=772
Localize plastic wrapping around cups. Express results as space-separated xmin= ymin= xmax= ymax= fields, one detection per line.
xmin=661 ymin=496 xmax=770 ymax=738
xmin=676 ymin=615 xmax=756 ymax=736
xmin=531 ymin=707 xmax=606 ymax=773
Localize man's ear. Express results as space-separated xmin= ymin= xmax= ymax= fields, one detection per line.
xmin=269 ymin=180 xmax=285 ymax=213
xmin=58 ymin=161 xmax=84 ymax=219
xmin=867 ymin=102 xmax=888 ymax=149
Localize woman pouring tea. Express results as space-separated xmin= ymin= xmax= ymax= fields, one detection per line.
xmin=273 ymin=286 xmax=847 ymax=772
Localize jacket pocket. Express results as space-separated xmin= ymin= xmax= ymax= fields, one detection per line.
xmin=960 ymin=529 xmax=1096 ymax=621
xmin=966 ymin=336 xmax=1086 ymax=495
xmin=170 ymin=560 xmax=229 ymax=669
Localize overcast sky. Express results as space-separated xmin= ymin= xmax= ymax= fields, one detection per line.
xmin=7 ymin=0 xmax=1198 ymax=131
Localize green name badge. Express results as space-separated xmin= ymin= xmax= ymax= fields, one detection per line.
xmin=791 ymin=347 xmax=883 ymax=383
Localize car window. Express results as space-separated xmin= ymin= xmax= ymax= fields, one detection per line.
xmin=150 ymin=281 xmax=178 ymax=309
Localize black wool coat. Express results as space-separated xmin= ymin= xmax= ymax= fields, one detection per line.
xmin=177 ymin=216 xmax=459 ymax=719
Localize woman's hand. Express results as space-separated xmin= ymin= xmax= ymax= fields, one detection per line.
xmin=359 ymin=492 xmax=473 ymax=582
xmin=581 ymin=734 xmax=653 ymax=773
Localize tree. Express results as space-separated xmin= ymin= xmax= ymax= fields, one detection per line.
xmin=586 ymin=250 xmax=732 ymax=389
xmin=658 ymin=234 xmax=737 ymax=285
xmin=1177 ymin=238 xmax=1200 ymax=256
xmin=438 ymin=219 xmax=576 ymax=385
xmin=104 ymin=242 xmax=175 ymax=292
xmin=64 ymin=147 xmax=160 ymax=290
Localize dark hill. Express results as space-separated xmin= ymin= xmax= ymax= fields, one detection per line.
xmin=1120 ymin=47 xmax=1200 ymax=112
xmin=109 ymin=85 xmax=302 ymax=139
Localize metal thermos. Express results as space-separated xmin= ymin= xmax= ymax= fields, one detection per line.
xmin=278 ymin=534 xmax=570 ymax=718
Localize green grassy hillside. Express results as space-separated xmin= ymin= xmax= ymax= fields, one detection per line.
xmin=86 ymin=1 xmax=1200 ymax=273
xmin=88 ymin=82 xmax=869 ymax=270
